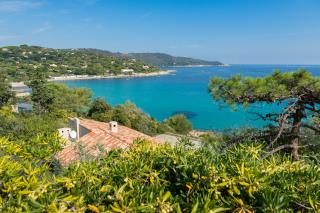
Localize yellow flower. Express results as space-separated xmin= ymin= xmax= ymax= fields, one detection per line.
xmin=88 ymin=204 xmax=100 ymax=213
xmin=186 ymin=183 xmax=193 ymax=190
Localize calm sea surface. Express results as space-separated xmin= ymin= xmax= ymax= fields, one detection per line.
xmin=63 ymin=64 xmax=320 ymax=130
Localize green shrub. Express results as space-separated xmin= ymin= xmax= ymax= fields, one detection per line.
xmin=87 ymin=98 xmax=112 ymax=118
xmin=164 ymin=114 xmax=192 ymax=134
xmin=87 ymin=101 xmax=164 ymax=136
xmin=0 ymin=137 xmax=319 ymax=212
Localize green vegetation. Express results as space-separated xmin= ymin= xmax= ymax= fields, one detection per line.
xmin=0 ymin=71 xmax=14 ymax=107
xmin=80 ymin=49 xmax=224 ymax=67
xmin=47 ymin=83 xmax=92 ymax=115
xmin=24 ymin=68 xmax=92 ymax=115
xmin=87 ymin=99 xmax=189 ymax=136
xmin=128 ymin=53 xmax=224 ymax=67
xmin=0 ymin=45 xmax=159 ymax=81
xmin=87 ymin=98 xmax=112 ymax=118
xmin=164 ymin=114 xmax=193 ymax=134
xmin=27 ymin=68 xmax=55 ymax=114
xmin=0 ymin=69 xmax=319 ymax=212
xmin=209 ymin=69 xmax=320 ymax=160
xmin=0 ymin=136 xmax=319 ymax=212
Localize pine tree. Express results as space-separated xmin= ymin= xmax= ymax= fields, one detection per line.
xmin=27 ymin=68 xmax=54 ymax=114
xmin=209 ymin=69 xmax=320 ymax=159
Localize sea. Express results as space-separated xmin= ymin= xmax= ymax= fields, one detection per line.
xmin=63 ymin=64 xmax=320 ymax=130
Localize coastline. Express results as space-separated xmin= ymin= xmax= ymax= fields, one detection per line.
xmin=48 ymin=70 xmax=176 ymax=82
xmin=170 ymin=64 xmax=229 ymax=68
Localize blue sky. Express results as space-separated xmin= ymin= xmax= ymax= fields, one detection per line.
xmin=0 ymin=0 xmax=319 ymax=64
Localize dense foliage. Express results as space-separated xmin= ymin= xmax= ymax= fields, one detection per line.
xmin=0 ymin=107 xmax=65 ymax=141
xmin=47 ymin=83 xmax=92 ymax=115
xmin=164 ymin=114 xmax=193 ymax=134
xmin=77 ymin=49 xmax=224 ymax=67
xmin=0 ymin=71 xmax=14 ymax=107
xmin=87 ymin=98 xmax=112 ymax=118
xmin=209 ymin=70 xmax=320 ymax=159
xmin=0 ymin=136 xmax=319 ymax=212
xmin=0 ymin=45 xmax=159 ymax=81
xmin=27 ymin=68 xmax=55 ymax=114
xmin=127 ymin=53 xmax=224 ymax=67
xmin=25 ymin=69 xmax=92 ymax=115
xmin=87 ymin=100 xmax=170 ymax=136
xmin=87 ymin=99 xmax=194 ymax=136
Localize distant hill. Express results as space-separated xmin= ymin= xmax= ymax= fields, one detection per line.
xmin=0 ymin=45 xmax=159 ymax=81
xmin=0 ymin=45 xmax=224 ymax=81
xmin=82 ymin=49 xmax=224 ymax=67
xmin=127 ymin=53 xmax=224 ymax=67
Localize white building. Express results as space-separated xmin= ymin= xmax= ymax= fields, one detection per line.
xmin=11 ymin=82 xmax=31 ymax=97
xmin=121 ymin=68 xmax=134 ymax=73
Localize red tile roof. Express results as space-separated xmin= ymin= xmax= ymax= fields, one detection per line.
xmin=56 ymin=118 xmax=160 ymax=165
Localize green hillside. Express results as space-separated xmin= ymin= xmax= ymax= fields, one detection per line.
xmin=82 ymin=49 xmax=224 ymax=67
xmin=128 ymin=53 xmax=224 ymax=66
xmin=0 ymin=45 xmax=159 ymax=81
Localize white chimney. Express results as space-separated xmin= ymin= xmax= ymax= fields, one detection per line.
xmin=110 ymin=121 xmax=118 ymax=133
xmin=75 ymin=118 xmax=80 ymax=140
xmin=58 ymin=128 xmax=71 ymax=141
xmin=69 ymin=118 xmax=80 ymax=140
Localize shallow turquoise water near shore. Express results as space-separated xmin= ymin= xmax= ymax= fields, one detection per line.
xmin=63 ymin=64 xmax=320 ymax=130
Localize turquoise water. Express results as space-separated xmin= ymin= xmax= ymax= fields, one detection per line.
xmin=63 ymin=65 xmax=320 ymax=130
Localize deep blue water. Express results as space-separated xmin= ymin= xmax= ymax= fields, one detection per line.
xmin=63 ymin=64 xmax=320 ymax=130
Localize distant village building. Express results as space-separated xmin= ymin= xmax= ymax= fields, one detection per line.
xmin=49 ymin=64 xmax=58 ymax=68
xmin=143 ymin=65 xmax=150 ymax=69
xmin=121 ymin=68 xmax=134 ymax=73
xmin=10 ymin=82 xmax=31 ymax=97
xmin=57 ymin=118 xmax=160 ymax=165
xmin=17 ymin=103 xmax=32 ymax=113
xmin=12 ymin=103 xmax=33 ymax=113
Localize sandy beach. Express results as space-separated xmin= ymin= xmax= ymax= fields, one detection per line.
xmin=170 ymin=64 xmax=229 ymax=68
xmin=48 ymin=70 xmax=176 ymax=82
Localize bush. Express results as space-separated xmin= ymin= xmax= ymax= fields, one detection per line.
xmin=164 ymin=114 xmax=192 ymax=134
xmin=1 ymin=137 xmax=319 ymax=212
xmin=87 ymin=98 xmax=112 ymax=118
xmin=87 ymin=101 xmax=165 ymax=136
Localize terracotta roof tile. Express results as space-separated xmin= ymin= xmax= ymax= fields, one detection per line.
xmin=56 ymin=118 xmax=160 ymax=165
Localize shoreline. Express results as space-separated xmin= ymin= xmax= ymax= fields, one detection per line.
xmin=48 ymin=70 xmax=176 ymax=82
xmin=169 ymin=64 xmax=229 ymax=68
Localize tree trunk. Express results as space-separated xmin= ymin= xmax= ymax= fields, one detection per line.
xmin=291 ymin=137 xmax=299 ymax=160
xmin=291 ymin=104 xmax=303 ymax=160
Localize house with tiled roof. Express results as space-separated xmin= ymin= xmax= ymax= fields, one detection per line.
xmin=56 ymin=118 xmax=160 ymax=166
